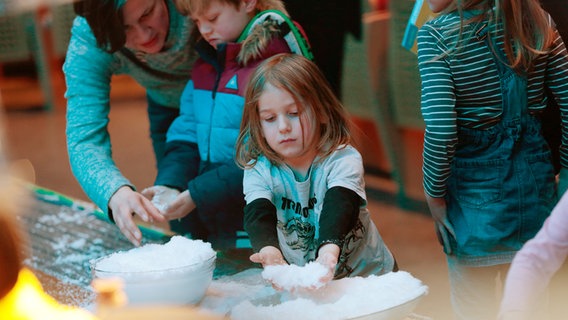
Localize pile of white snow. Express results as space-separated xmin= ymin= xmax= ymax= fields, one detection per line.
xmin=93 ymin=236 xmax=216 ymax=273
xmin=230 ymin=271 xmax=427 ymax=320
xmin=261 ymin=261 xmax=329 ymax=290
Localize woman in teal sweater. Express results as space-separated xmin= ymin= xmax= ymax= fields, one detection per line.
xmin=64 ymin=0 xmax=196 ymax=246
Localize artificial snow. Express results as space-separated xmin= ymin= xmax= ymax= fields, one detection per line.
xmin=261 ymin=261 xmax=329 ymax=290
xmin=150 ymin=190 xmax=178 ymax=212
xmin=199 ymin=269 xmax=427 ymax=320
xmin=93 ymin=236 xmax=216 ymax=273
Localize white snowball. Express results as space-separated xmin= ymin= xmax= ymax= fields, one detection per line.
xmin=151 ymin=190 xmax=178 ymax=212
xmin=261 ymin=261 xmax=329 ymax=290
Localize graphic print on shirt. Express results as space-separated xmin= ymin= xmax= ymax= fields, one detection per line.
xmin=336 ymin=218 xmax=366 ymax=278
xmin=277 ymin=195 xmax=318 ymax=260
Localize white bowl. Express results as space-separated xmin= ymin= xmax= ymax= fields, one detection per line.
xmin=92 ymin=250 xmax=216 ymax=306
xmin=91 ymin=236 xmax=217 ymax=305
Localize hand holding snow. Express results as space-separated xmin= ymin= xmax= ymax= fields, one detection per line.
xmin=261 ymin=261 xmax=330 ymax=291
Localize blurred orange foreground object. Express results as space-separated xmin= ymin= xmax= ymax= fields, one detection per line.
xmin=97 ymin=306 xmax=227 ymax=320
xmin=0 ymin=268 xmax=97 ymax=320
xmin=91 ymin=277 xmax=226 ymax=320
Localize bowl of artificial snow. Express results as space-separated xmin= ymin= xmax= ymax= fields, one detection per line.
xmin=228 ymin=269 xmax=428 ymax=320
xmin=92 ymin=236 xmax=216 ymax=306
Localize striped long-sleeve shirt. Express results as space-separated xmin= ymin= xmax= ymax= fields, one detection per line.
xmin=417 ymin=10 xmax=568 ymax=198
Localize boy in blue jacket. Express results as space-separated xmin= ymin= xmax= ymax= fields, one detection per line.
xmin=142 ymin=0 xmax=312 ymax=250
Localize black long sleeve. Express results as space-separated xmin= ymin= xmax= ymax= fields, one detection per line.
xmin=318 ymin=186 xmax=361 ymax=248
xmin=244 ymin=198 xmax=280 ymax=252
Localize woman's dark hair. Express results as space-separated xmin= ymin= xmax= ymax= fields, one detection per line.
xmin=74 ymin=0 xmax=126 ymax=52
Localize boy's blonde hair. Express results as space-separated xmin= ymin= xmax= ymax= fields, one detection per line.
xmin=174 ymin=0 xmax=287 ymax=17
xmin=235 ymin=53 xmax=352 ymax=168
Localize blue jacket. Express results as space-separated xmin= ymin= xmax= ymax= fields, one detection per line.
xmin=155 ymin=11 xmax=312 ymax=217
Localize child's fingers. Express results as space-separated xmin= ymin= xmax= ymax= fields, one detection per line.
xmin=318 ymin=269 xmax=334 ymax=285
xmin=270 ymin=282 xmax=284 ymax=291
xmin=162 ymin=197 xmax=185 ymax=219
xmin=140 ymin=187 xmax=155 ymax=199
xmin=141 ymin=198 xmax=165 ymax=222
xmin=250 ymin=252 xmax=286 ymax=268
xmin=250 ymin=252 xmax=263 ymax=264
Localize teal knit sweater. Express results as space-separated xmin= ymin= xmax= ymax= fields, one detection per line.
xmin=63 ymin=0 xmax=195 ymax=214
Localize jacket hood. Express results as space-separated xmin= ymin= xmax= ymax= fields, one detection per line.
xmin=238 ymin=10 xmax=313 ymax=65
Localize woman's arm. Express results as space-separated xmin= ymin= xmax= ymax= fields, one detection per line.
xmin=64 ymin=17 xmax=165 ymax=246
xmin=64 ymin=16 xmax=132 ymax=214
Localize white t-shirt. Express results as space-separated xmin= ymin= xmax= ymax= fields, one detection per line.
xmin=244 ymin=145 xmax=395 ymax=277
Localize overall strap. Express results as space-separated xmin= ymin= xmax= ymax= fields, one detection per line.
xmin=474 ymin=20 xmax=528 ymax=139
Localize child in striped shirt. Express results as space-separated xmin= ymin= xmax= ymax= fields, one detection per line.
xmin=417 ymin=0 xmax=568 ymax=319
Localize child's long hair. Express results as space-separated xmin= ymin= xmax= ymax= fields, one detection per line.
xmin=442 ymin=0 xmax=554 ymax=72
xmin=174 ymin=0 xmax=287 ymax=16
xmin=235 ymin=53 xmax=352 ymax=168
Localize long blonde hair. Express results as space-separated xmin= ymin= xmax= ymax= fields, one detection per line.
xmin=443 ymin=0 xmax=554 ymax=72
xmin=235 ymin=53 xmax=352 ymax=168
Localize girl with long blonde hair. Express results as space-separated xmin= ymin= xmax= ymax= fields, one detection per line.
xmin=236 ymin=54 xmax=396 ymax=283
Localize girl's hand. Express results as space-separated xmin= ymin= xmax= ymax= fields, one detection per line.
xmin=425 ymin=194 xmax=455 ymax=254
xmin=108 ymin=186 xmax=165 ymax=246
xmin=425 ymin=194 xmax=455 ymax=236
xmin=161 ymin=190 xmax=196 ymax=220
xmin=250 ymin=246 xmax=287 ymax=268
xmin=251 ymin=246 xmax=287 ymax=291
xmin=316 ymin=243 xmax=340 ymax=284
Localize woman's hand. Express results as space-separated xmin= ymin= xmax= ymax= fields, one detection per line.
xmin=161 ymin=190 xmax=196 ymax=220
xmin=250 ymin=246 xmax=287 ymax=268
xmin=316 ymin=244 xmax=340 ymax=284
xmin=108 ymin=186 xmax=165 ymax=246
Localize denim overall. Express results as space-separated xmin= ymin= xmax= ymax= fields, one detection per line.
xmin=444 ymin=25 xmax=557 ymax=266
